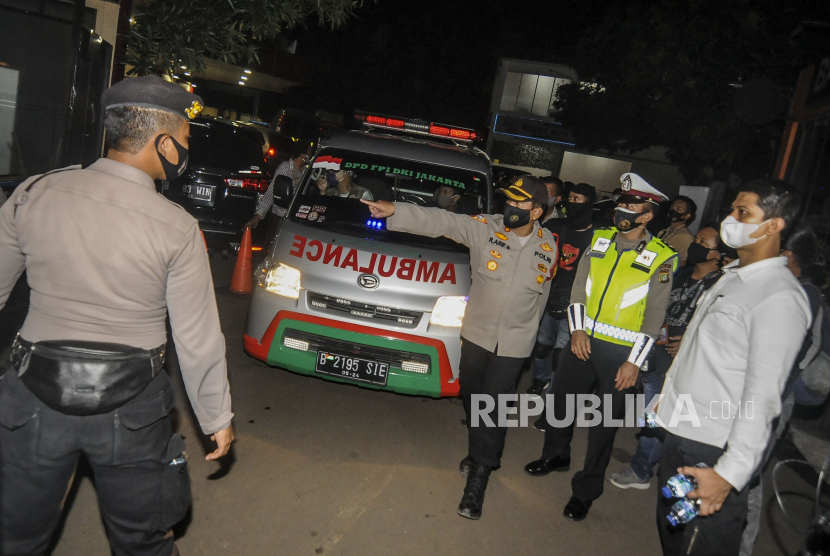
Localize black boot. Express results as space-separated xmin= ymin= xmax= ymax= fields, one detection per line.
xmin=457 ymin=463 xmax=491 ymax=520
xmin=459 ymin=455 xmax=474 ymax=476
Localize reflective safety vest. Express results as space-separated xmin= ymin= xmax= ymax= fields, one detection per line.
xmin=584 ymin=228 xmax=677 ymax=346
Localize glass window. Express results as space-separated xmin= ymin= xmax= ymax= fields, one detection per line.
xmin=499 ymin=72 xmax=572 ymax=117
xmin=188 ymin=122 xmax=266 ymax=172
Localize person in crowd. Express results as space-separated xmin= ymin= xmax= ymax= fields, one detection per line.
xmin=592 ymin=188 xmax=621 ymax=227
xmin=657 ymin=196 xmax=697 ymax=266
xmin=527 ymin=182 xmax=597 ymax=398
xmin=428 ymin=184 xmax=462 ymax=213
xmin=607 ymin=225 xmax=725 ymax=489
xmin=655 ymin=179 xmax=810 ymax=556
xmin=739 ymin=223 xmax=828 ymax=555
xmin=541 ymin=176 xmax=564 ymax=222
xmin=247 ymin=141 xmax=311 ymax=229
xmin=0 ymin=75 xmax=233 ymax=556
xmin=361 ymin=176 xmax=557 ymax=520
xmin=524 ymin=173 xmax=677 ymax=522
xmin=317 ymin=168 xmax=373 ymax=200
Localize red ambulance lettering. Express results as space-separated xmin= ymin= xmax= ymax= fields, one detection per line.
xmin=323 ymin=244 xmax=343 ymax=266
xmin=438 ymin=263 xmax=457 ymax=284
xmin=358 ymin=253 xmax=378 ymax=274
xmin=416 ymin=260 xmax=440 ymax=283
xmin=306 ymin=240 xmax=323 ymax=261
xmin=289 ymin=235 xmax=307 ymax=258
xmin=378 ymin=255 xmax=398 ymax=277
xmin=340 ymin=248 xmax=360 ymax=271
xmin=397 ymin=258 xmax=416 ymax=280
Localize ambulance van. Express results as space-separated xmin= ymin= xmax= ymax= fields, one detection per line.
xmin=243 ymin=115 xmax=491 ymax=397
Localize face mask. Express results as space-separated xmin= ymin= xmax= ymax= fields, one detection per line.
xmin=614 ymin=207 xmax=644 ymax=231
xmin=668 ymin=209 xmax=686 ymax=223
xmin=504 ymin=204 xmax=532 ymax=228
xmin=155 ymin=135 xmax=189 ymax=181
xmin=564 ymin=201 xmax=593 ymax=227
xmin=686 ymin=241 xmax=717 ymax=266
xmin=326 ymin=172 xmax=339 ymax=187
xmin=719 ymin=215 xmax=770 ymax=249
xmin=437 ymin=192 xmax=457 ymax=209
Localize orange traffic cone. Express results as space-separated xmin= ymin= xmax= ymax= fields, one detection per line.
xmin=230 ymin=227 xmax=253 ymax=294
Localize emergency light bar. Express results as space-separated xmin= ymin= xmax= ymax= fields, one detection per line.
xmin=356 ymin=112 xmax=478 ymax=143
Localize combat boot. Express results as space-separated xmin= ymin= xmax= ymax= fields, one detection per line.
xmin=457 ymin=463 xmax=491 ymax=520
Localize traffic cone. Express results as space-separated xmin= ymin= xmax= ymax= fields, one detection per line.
xmin=230 ymin=227 xmax=253 ymax=294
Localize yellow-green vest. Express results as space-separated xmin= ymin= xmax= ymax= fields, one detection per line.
xmin=584 ymin=228 xmax=677 ymax=346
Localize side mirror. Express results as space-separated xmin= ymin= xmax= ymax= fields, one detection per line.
xmin=273 ymin=175 xmax=293 ymax=207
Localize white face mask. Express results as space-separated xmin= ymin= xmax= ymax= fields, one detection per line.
xmin=719 ymin=215 xmax=770 ymax=248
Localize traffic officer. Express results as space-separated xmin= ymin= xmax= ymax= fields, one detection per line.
xmin=363 ymin=176 xmax=557 ymax=520
xmin=524 ymin=173 xmax=676 ymax=521
xmin=0 ymin=75 xmax=234 ymax=556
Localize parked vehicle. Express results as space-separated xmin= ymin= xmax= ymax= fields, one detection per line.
xmin=157 ymin=117 xmax=269 ymax=251
xmin=244 ymin=113 xmax=491 ymax=397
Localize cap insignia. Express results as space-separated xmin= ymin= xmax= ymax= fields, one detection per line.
xmin=622 ymin=174 xmax=632 ymax=191
xmin=185 ymin=100 xmax=203 ymax=119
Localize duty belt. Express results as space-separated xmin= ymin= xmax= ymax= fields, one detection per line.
xmin=10 ymin=334 xmax=166 ymax=416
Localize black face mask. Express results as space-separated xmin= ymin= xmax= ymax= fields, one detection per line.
xmin=613 ymin=207 xmax=644 ymax=231
xmin=564 ymin=201 xmax=593 ymax=227
xmin=155 ymin=135 xmax=189 ymax=181
xmin=503 ymin=204 xmax=532 ymax=228
xmin=668 ymin=209 xmax=686 ymax=223
xmin=686 ymin=241 xmax=717 ymax=266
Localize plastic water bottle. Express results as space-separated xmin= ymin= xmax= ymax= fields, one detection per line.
xmin=661 ymin=463 xmax=708 ymax=498
xmin=667 ymin=498 xmax=700 ymax=526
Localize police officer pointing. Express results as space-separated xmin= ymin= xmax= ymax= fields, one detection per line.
xmin=0 ymin=76 xmax=234 ymax=556
xmin=524 ymin=173 xmax=676 ymax=521
xmin=363 ymin=176 xmax=558 ymax=520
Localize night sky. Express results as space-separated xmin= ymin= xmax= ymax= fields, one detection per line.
xmin=281 ymin=0 xmax=609 ymax=132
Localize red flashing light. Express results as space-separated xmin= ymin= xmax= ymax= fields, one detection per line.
xmin=386 ymin=118 xmax=405 ymax=128
xmin=267 ymin=148 xmax=276 ymax=156
xmin=429 ymin=124 xmax=450 ymax=136
xmin=366 ymin=115 xmax=387 ymax=125
xmin=450 ymin=128 xmax=471 ymax=139
xmin=251 ymin=246 xmax=263 ymax=251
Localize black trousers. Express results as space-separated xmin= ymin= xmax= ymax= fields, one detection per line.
xmin=541 ymin=338 xmax=633 ymax=502
xmin=657 ymin=432 xmax=749 ymax=556
xmin=459 ymin=338 xmax=525 ymax=469
xmin=0 ymin=369 xmax=190 ymax=556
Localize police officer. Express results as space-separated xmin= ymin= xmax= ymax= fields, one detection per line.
xmin=524 ymin=173 xmax=676 ymax=521
xmin=0 ymin=75 xmax=234 ymax=556
xmin=363 ymin=176 xmax=557 ymax=520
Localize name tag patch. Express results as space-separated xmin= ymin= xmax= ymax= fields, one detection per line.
xmin=634 ymin=249 xmax=658 ymax=268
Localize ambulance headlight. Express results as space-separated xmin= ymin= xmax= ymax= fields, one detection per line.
xmin=257 ymin=260 xmax=301 ymax=299
xmin=429 ymin=296 xmax=468 ymax=327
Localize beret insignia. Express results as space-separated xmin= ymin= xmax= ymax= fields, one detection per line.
xmin=185 ymin=100 xmax=203 ymax=119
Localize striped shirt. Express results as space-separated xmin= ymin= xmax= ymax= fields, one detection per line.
xmin=255 ymin=158 xmax=301 ymax=218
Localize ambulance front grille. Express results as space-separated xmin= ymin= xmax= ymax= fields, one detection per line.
xmin=307 ymin=292 xmax=422 ymax=328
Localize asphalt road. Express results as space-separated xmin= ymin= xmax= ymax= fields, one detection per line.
xmin=1 ymin=255 xmax=826 ymax=556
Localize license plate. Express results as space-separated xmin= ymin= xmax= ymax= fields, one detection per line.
xmin=188 ymin=184 xmax=214 ymax=201
xmin=314 ymin=351 xmax=389 ymax=386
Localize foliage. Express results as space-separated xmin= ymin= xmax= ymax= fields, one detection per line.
xmin=124 ymin=0 xmax=368 ymax=77
xmin=553 ymin=0 xmax=830 ymax=182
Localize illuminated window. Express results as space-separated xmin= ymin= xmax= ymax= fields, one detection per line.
xmin=499 ymin=72 xmax=572 ymax=117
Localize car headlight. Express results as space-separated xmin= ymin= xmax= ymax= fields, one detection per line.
xmin=429 ymin=296 xmax=468 ymax=327
xmin=256 ymin=260 xmax=301 ymax=298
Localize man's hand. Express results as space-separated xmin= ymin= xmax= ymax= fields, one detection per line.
xmin=684 ymin=466 xmax=733 ymax=516
xmin=244 ymin=214 xmax=261 ymax=230
xmin=666 ymin=335 xmax=683 ymax=356
xmin=615 ymin=361 xmax=639 ymax=391
xmin=361 ymin=199 xmax=395 ymax=218
xmin=206 ymin=425 xmax=234 ymax=460
xmin=571 ymin=330 xmax=591 ymax=361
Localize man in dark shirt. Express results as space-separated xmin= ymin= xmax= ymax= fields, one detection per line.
xmin=528 ymin=183 xmax=597 ymax=396
xmin=607 ymin=225 xmax=724 ymax=489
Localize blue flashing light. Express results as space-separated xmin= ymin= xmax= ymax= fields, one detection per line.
xmin=366 ymin=219 xmax=384 ymax=230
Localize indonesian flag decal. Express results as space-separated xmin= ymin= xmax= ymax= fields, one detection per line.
xmin=312 ymin=155 xmax=343 ymax=170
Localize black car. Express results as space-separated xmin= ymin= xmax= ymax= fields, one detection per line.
xmin=157 ymin=118 xmax=268 ymax=251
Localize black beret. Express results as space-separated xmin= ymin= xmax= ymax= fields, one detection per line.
xmin=101 ymin=75 xmax=204 ymax=120
xmin=570 ymin=182 xmax=597 ymax=203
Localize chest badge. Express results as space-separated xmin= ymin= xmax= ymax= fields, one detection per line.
xmin=472 ymin=215 xmax=487 ymax=224
xmin=495 ymin=232 xmax=508 ymax=241
xmin=537 ymin=263 xmax=547 ymax=273
xmin=634 ymin=249 xmax=658 ymax=268
xmin=487 ymin=261 xmax=499 ymax=271
xmin=536 ymin=274 xmax=545 ymax=284
xmin=592 ymin=237 xmax=612 ymax=254
xmin=540 ymin=242 xmax=553 ymax=252
xmin=490 ymin=250 xmax=502 ymax=259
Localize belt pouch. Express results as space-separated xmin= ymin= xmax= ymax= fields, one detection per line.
xmin=16 ymin=340 xmax=157 ymax=416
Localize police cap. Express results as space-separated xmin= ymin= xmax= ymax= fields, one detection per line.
xmin=617 ymin=173 xmax=668 ymax=205
xmin=102 ymin=75 xmax=204 ymax=120
xmin=497 ymin=175 xmax=549 ymax=206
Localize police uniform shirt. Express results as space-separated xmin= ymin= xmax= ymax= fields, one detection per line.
xmin=387 ymin=203 xmax=556 ymax=358
xmin=0 ymin=159 xmax=232 ymax=434
xmin=570 ymin=230 xmax=673 ymax=339
xmin=658 ymin=225 xmax=694 ymax=264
